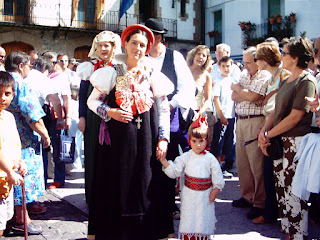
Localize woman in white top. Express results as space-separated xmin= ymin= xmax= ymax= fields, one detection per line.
xmin=186 ymin=45 xmax=215 ymax=141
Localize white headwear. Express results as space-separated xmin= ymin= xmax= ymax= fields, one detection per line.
xmin=88 ymin=31 xmax=122 ymax=59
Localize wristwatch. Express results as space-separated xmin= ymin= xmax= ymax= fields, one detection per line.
xmin=264 ymin=131 xmax=270 ymax=139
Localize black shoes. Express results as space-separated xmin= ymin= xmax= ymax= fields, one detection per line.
xmin=247 ymin=207 xmax=264 ymax=219
xmin=232 ymin=197 xmax=253 ymax=208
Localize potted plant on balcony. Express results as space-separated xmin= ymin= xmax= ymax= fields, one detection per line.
xmin=208 ymin=30 xmax=219 ymax=38
xmin=290 ymin=12 xmax=296 ymax=22
xmin=238 ymin=21 xmax=246 ymax=30
xmin=245 ymin=21 xmax=256 ymax=31
xmin=275 ymin=13 xmax=282 ymax=23
xmin=268 ymin=15 xmax=275 ymax=25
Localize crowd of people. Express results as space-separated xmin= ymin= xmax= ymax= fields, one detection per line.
xmin=0 ymin=18 xmax=319 ymax=240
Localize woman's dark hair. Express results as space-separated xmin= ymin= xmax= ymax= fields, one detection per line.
xmin=33 ymin=57 xmax=54 ymax=74
xmin=283 ymin=36 xmax=314 ymax=69
xmin=5 ymin=51 xmax=30 ymax=72
xmin=125 ymin=29 xmax=149 ymax=50
xmin=0 ymin=71 xmax=15 ymax=92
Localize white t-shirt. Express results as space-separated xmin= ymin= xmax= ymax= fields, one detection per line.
xmin=213 ymin=75 xmax=236 ymax=119
xmin=25 ymin=69 xmax=57 ymax=106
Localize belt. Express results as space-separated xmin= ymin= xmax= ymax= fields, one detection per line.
xmin=238 ymin=114 xmax=264 ymax=120
xmin=185 ymin=174 xmax=212 ymax=191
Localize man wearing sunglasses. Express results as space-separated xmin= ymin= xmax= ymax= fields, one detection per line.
xmin=0 ymin=47 xmax=6 ymax=71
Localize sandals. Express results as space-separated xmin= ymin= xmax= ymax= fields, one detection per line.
xmin=28 ymin=202 xmax=46 ymax=215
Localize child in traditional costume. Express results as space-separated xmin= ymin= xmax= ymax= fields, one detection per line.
xmin=160 ymin=115 xmax=224 ymax=240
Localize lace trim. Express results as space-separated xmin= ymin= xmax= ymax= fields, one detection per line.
xmin=179 ymin=232 xmax=211 ymax=240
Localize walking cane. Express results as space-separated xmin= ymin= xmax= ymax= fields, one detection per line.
xmin=21 ymin=181 xmax=28 ymax=240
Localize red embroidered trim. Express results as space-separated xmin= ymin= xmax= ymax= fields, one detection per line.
xmin=185 ymin=174 xmax=212 ymax=191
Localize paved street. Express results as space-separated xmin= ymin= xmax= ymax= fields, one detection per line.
xmin=3 ymin=168 xmax=320 ymax=240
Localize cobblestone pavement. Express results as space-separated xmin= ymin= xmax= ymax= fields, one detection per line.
xmin=3 ymin=168 xmax=320 ymax=240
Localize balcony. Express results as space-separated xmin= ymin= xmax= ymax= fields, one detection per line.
xmin=0 ymin=3 xmax=177 ymax=38
xmin=240 ymin=16 xmax=296 ymax=48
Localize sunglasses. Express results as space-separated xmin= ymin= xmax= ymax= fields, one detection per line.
xmin=0 ymin=55 xmax=5 ymax=59
xmin=59 ymin=59 xmax=68 ymax=62
xmin=281 ymin=51 xmax=290 ymax=57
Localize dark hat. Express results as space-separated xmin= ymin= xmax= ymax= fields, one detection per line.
xmin=145 ymin=18 xmax=168 ymax=34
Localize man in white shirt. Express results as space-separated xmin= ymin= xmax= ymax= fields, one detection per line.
xmin=145 ymin=18 xmax=196 ymax=240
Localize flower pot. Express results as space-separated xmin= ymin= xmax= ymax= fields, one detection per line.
xmin=239 ymin=23 xmax=245 ymax=30
xmin=269 ymin=18 xmax=275 ymax=25
xmin=246 ymin=25 xmax=251 ymax=30
xmin=276 ymin=17 xmax=282 ymax=23
xmin=290 ymin=15 xmax=295 ymax=22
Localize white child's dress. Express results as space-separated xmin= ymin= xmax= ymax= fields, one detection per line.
xmin=163 ymin=149 xmax=225 ymax=239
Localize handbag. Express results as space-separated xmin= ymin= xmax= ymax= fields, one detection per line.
xmin=59 ymin=130 xmax=75 ymax=163
xmin=267 ymin=135 xmax=283 ymax=160
xmin=0 ymin=176 xmax=12 ymax=199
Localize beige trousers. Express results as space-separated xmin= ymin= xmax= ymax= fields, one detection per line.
xmin=236 ymin=116 xmax=266 ymax=208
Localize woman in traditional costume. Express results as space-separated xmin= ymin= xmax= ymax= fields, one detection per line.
xmin=87 ymin=24 xmax=173 ymax=239
xmin=77 ymin=31 xmax=121 ymax=238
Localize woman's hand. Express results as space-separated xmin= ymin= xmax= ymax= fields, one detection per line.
xmin=42 ymin=135 xmax=51 ymax=148
xmin=108 ymin=108 xmax=133 ymax=123
xmin=156 ymin=139 xmax=168 ymax=160
xmin=258 ymin=129 xmax=271 ymax=156
xmin=78 ymin=117 xmax=86 ymax=133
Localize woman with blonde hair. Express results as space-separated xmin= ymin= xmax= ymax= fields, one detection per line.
xmin=186 ymin=45 xmax=215 ymax=141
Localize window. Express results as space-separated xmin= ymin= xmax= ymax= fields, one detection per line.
xmin=4 ymin=0 xmax=26 ymax=16
xmin=181 ymin=0 xmax=186 ymax=18
xmin=210 ymin=10 xmax=222 ymax=49
xmin=268 ymin=0 xmax=280 ymax=17
xmin=78 ymin=0 xmax=95 ymax=23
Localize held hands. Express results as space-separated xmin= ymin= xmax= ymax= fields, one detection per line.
xmin=209 ymin=187 xmax=220 ymax=202
xmin=156 ymin=139 xmax=168 ymax=160
xmin=108 ymin=108 xmax=133 ymax=123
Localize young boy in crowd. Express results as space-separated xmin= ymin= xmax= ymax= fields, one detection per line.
xmin=211 ymin=56 xmax=236 ymax=177
xmin=0 ymin=71 xmax=26 ymax=237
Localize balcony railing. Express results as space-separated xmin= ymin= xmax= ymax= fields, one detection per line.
xmin=241 ymin=17 xmax=296 ymax=48
xmin=0 ymin=3 xmax=177 ymax=38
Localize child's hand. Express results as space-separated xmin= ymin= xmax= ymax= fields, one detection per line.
xmin=209 ymin=187 xmax=220 ymax=202
xmin=7 ymin=170 xmax=24 ymax=185
xmin=220 ymin=116 xmax=228 ymax=126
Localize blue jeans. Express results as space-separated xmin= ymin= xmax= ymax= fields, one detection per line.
xmin=210 ymin=118 xmax=235 ymax=162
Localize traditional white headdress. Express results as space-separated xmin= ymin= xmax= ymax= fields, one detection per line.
xmin=88 ymin=31 xmax=122 ymax=59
